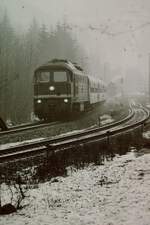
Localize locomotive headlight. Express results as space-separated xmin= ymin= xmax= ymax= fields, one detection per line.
xmin=49 ymin=86 xmax=55 ymax=91
xmin=37 ymin=99 xmax=42 ymax=104
xmin=64 ymin=98 xmax=68 ymax=103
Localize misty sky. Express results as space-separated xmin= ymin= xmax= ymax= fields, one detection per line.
xmin=1 ymin=0 xmax=150 ymax=91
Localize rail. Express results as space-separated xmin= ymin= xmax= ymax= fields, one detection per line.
xmin=0 ymin=108 xmax=133 ymax=153
xmin=0 ymin=106 xmax=149 ymax=162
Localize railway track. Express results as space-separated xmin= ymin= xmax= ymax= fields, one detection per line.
xmin=0 ymin=120 xmax=60 ymax=137
xmin=0 ymin=105 xmax=149 ymax=162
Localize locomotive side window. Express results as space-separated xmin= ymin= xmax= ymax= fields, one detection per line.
xmin=36 ymin=71 xmax=50 ymax=82
xmin=53 ymin=71 xmax=67 ymax=82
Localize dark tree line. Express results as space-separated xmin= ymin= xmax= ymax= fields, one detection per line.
xmin=0 ymin=12 xmax=86 ymax=124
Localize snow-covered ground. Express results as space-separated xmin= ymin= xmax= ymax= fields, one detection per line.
xmin=1 ymin=149 xmax=150 ymax=225
xmin=99 ymin=114 xmax=114 ymax=125
xmin=143 ymin=131 xmax=150 ymax=139
xmin=0 ymin=138 xmax=45 ymax=150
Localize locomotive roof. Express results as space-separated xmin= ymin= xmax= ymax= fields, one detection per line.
xmin=35 ymin=59 xmax=84 ymax=75
xmin=35 ymin=59 xmax=106 ymax=85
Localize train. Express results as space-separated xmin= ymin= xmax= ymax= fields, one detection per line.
xmin=33 ymin=59 xmax=106 ymax=120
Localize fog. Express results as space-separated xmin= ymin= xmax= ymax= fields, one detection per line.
xmin=1 ymin=0 xmax=150 ymax=93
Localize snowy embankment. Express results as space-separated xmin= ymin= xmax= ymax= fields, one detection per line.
xmin=1 ymin=150 xmax=150 ymax=225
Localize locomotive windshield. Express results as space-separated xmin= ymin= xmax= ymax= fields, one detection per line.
xmin=37 ymin=71 xmax=50 ymax=82
xmin=53 ymin=71 xmax=67 ymax=82
xmin=35 ymin=70 xmax=69 ymax=82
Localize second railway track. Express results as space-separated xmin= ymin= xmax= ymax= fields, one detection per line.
xmin=0 ymin=120 xmax=61 ymax=137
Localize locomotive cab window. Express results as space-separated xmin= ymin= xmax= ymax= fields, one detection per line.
xmin=36 ymin=71 xmax=50 ymax=82
xmin=53 ymin=71 xmax=67 ymax=82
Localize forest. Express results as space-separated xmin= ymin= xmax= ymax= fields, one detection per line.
xmin=0 ymin=11 xmax=86 ymax=124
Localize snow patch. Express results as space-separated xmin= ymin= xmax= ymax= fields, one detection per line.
xmin=143 ymin=131 xmax=150 ymax=139
xmin=0 ymin=138 xmax=45 ymax=150
xmin=1 ymin=151 xmax=150 ymax=225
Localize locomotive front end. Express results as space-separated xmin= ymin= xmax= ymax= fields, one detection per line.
xmin=34 ymin=64 xmax=73 ymax=120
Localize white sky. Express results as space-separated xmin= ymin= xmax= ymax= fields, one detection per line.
xmin=1 ymin=0 xmax=150 ymax=90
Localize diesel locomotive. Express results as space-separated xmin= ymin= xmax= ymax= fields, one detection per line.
xmin=33 ymin=59 xmax=106 ymax=120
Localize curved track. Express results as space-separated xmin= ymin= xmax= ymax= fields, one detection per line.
xmin=0 ymin=105 xmax=149 ymax=162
